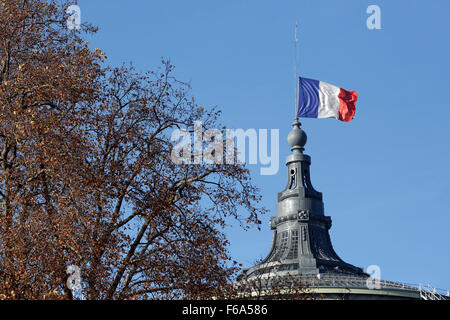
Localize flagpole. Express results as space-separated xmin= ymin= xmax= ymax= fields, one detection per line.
xmin=294 ymin=21 xmax=299 ymax=120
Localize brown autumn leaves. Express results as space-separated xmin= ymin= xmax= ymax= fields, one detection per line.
xmin=0 ymin=0 xmax=267 ymax=299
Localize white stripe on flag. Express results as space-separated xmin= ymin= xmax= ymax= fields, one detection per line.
xmin=318 ymin=81 xmax=340 ymax=119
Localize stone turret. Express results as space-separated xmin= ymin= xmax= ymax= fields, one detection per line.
xmin=241 ymin=119 xmax=366 ymax=279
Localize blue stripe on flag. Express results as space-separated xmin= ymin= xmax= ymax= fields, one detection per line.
xmin=298 ymin=77 xmax=319 ymax=118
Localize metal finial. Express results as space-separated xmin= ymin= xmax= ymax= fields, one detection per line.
xmin=287 ymin=118 xmax=307 ymax=153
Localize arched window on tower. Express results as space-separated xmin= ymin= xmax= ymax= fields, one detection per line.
xmin=288 ymin=168 xmax=297 ymax=190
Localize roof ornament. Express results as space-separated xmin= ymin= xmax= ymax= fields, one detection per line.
xmin=287 ymin=118 xmax=307 ymax=154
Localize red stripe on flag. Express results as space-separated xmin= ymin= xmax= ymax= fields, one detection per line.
xmin=338 ymin=88 xmax=358 ymax=122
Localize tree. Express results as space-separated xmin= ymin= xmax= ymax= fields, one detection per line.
xmin=0 ymin=0 xmax=266 ymax=299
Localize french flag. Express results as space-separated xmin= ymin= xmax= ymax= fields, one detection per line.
xmin=297 ymin=77 xmax=358 ymax=122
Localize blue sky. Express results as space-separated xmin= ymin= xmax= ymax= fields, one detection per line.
xmin=79 ymin=0 xmax=450 ymax=290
